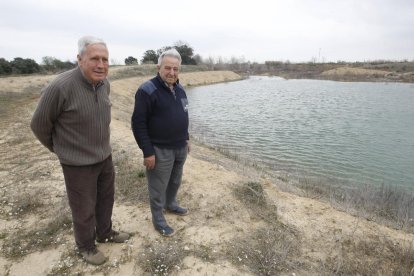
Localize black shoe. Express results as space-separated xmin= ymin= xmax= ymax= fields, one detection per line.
xmin=165 ymin=206 xmax=189 ymax=216
xmin=97 ymin=230 xmax=130 ymax=243
xmin=155 ymin=225 xmax=175 ymax=237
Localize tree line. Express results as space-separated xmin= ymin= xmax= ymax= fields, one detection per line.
xmin=0 ymin=57 xmax=76 ymax=76
xmin=5 ymin=39 xmax=408 ymax=77
xmin=0 ymin=41 xmax=201 ymax=76
xmin=125 ymin=41 xmax=201 ymax=65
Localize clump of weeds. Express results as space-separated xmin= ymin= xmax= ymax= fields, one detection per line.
xmin=113 ymin=153 xmax=148 ymax=204
xmin=228 ymin=181 xmax=300 ymax=275
xmin=138 ymin=238 xmax=188 ymax=275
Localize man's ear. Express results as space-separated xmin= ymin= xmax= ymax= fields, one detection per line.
xmin=76 ymin=54 xmax=82 ymax=66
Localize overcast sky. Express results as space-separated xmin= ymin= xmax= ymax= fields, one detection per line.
xmin=1 ymin=0 xmax=413 ymax=64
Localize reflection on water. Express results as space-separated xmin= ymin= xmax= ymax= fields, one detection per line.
xmin=187 ymin=76 xmax=414 ymax=190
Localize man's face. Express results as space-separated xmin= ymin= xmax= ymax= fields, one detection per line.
xmin=158 ymin=56 xmax=180 ymax=86
xmin=77 ymin=43 xmax=109 ymax=84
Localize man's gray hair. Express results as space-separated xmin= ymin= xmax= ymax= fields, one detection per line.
xmin=157 ymin=48 xmax=182 ymax=66
xmin=78 ymin=36 xmax=107 ymax=56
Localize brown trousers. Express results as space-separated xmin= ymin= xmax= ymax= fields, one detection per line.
xmin=61 ymin=155 xmax=115 ymax=251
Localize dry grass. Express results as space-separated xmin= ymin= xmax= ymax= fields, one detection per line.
xmin=227 ymin=224 xmax=301 ymax=275
xmin=229 ymin=182 xmax=300 ymax=275
xmin=46 ymin=248 xmax=78 ymax=275
xmin=108 ymin=64 xmax=158 ymax=81
xmin=1 ymin=198 xmax=72 ymax=259
xmin=138 ymin=238 xmax=188 ymax=275
xmin=191 ymin=243 xmax=219 ymax=263
xmin=225 ymin=178 xmax=414 ymax=275
xmin=322 ymin=235 xmax=414 ymax=275
xmin=296 ymin=177 xmax=414 ymax=232
xmin=108 ymin=64 xmax=210 ymax=81
xmin=1 ymin=189 xmax=44 ymax=219
xmin=234 ymin=181 xmax=267 ymax=208
xmin=113 ymin=152 xmax=148 ymax=204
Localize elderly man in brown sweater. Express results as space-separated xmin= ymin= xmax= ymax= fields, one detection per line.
xmin=30 ymin=36 xmax=129 ymax=265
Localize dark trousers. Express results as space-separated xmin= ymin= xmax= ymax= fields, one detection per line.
xmin=146 ymin=146 xmax=188 ymax=228
xmin=61 ymin=155 xmax=115 ymax=251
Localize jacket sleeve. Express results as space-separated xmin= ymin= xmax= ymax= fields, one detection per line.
xmin=30 ymin=84 xmax=63 ymax=152
xmin=131 ymin=87 xmax=155 ymax=157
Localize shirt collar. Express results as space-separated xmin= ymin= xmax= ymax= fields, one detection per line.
xmin=156 ymin=73 xmax=179 ymax=90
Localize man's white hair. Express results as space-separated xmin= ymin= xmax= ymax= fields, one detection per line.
xmin=78 ymin=36 xmax=107 ymax=56
xmin=157 ymin=48 xmax=182 ymax=66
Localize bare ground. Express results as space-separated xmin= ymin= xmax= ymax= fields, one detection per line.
xmin=0 ymin=69 xmax=413 ymax=275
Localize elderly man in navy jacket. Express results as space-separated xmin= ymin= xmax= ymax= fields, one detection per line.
xmin=131 ymin=48 xmax=190 ymax=237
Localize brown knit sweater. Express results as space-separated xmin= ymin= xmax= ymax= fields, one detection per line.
xmin=30 ymin=67 xmax=112 ymax=166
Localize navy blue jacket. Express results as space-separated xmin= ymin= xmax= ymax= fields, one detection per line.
xmin=131 ymin=74 xmax=189 ymax=157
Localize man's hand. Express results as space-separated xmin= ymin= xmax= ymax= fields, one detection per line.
xmin=144 ymin=155 xmax=156 ymax=170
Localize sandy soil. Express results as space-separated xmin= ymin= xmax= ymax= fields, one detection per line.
xmin=318 ymin=66 xmax=413 ymax=82
xmin=0 ymin=69 xmax=413 ymax=275
xmin=320 ymin=67 xmax=391 ymax=77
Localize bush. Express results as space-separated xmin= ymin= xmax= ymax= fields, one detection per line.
xmin=11 ymin=57 xmax=40 ymax=74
